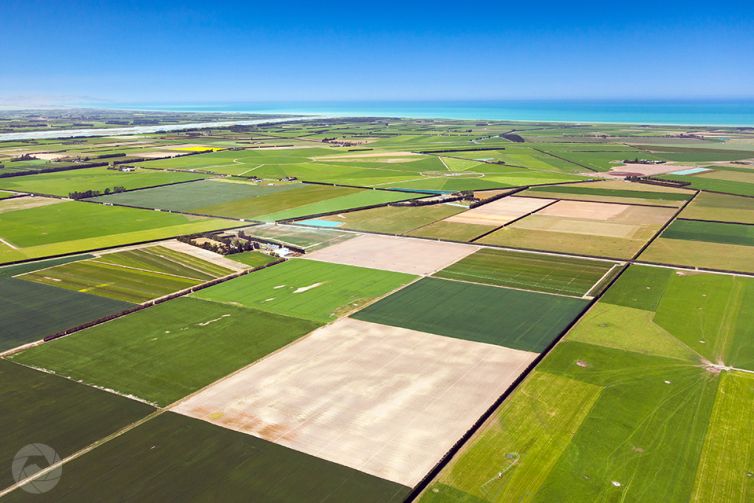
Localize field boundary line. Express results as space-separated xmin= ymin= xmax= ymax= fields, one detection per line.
xmin=404 ymin=261 xmax=633 ymax=502
xmin=0 ymin=408 xmax=165 ymax=498
xmin=631 ymin=260 xmax=754 ymax=278
xmin=514 ymin=193 xmax=685 ymax=209
xmin=0 ymin=256 xmax=284 ymax=356
xmin=469 ymin=198 xmax=559 ymax=242
xmin=283 ymin=220 xmax=623 ymax=263
xmin=430 ymin=274 xmax=587 ymax=300
xmin=675 ymin=216 xmax=754 ymax=226
xmin=629 ymin=189 xmax=700 ymax=261
xmin=167 ymin=269 xmax=426 ymax=411
xmin=0 ymin=222 xmax=258 ymax=268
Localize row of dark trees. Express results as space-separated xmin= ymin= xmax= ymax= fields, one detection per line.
xmin=68 ymin=186 xmax=126 ymax=199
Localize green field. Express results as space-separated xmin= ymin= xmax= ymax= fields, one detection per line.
xmin=227 ymin=250 xmax=279 ymax=267
xmin=680 ymin=191 xmax=754 ymax=224
xmin=433 ymin=248 xmax=619 ymax=296
xmin=353 ymin=277 xmax=587 ymax=352
xmin=243 ymin=223 xmax=356 ymax=251
xmin=659 ymin=169 xmax=754 ymax=197
xmin=11 ymin=296 xmax=319 ymax=406
xmin=306 ymin=203 xmax=465 ymax=235
xmin=19 ymin=245 xmax=232 ymax=303
xmin=421 ymin=265 xmax=754 ymax=502
xmin=194 ymin=258 xmax=415 ymax=323
xmin=640 ymin=219 xmax=754 ymax=272
xmin=91 ymin=179 xmax=419 ymax=221
xmin=525 ymin=182 xmax=693 ymax=206
xmin=0 ymin=166 xmax=207 ymax=196
xmin=0 ymin=200 xmax=232 ymax=264
xmin=0 ymin=191 xmax=15 ymax=199
xmin=7 ymin=412 xmax=410 ymax=502
xmin=0 ymin=360 xmax=153 ymax=491
xmin=0 ymin=256 xmax=133 ymax=351
xmin=661 ymin=219 xmax=754 ymax=246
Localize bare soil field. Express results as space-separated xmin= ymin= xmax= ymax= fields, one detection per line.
xmin=445 ymin=196 xmax=554 ymax=226
xmin=0 ymin=196 xmax=61 ymax=214
xmin=537 ymin=200 xmax=632 ymax=220
xmin=172 ymin=318 xmax=537 ymax=487
xmin=302 ymin=234 xmax=478 ymax=275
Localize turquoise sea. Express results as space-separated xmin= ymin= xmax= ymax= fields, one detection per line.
xmin=102 ymin=100 xmax=754 ymax=126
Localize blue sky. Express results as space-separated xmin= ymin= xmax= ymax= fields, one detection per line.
xmin=2 ymin=0 xmax=753 ymax=104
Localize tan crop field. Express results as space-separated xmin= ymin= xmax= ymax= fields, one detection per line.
xmin=445 ymin=196 xmax=554 ymax=226
xmin=303 ymin=233 xmax=478 ymax=274
xmin=173 ymin=318 xmax=537 ymax=487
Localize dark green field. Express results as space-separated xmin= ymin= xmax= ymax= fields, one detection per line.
xmin=6 ymin=412 xmax=409 ymax=502
xmin=0 ymin=360 xmax=153 ymax=491
xmin=0 ymin=257 xmax=133 ymax=351
xmin=661 ymin=219 xmax=754 ymax=246
xmin=10 ymin=297 xmax=319 ymax=405
xmin=433 ymin=248 xmax=618 ymax=296
xmin=353 ymin=277 xmax=587 ymax=352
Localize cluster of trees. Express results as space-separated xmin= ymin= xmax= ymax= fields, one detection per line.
xmin=177 ymin=232 xmax=261 ymax=255
xmin=68 ymin=186 xmax=126 ymax=199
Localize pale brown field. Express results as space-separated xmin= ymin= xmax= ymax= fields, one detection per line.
xmin=172 ymin=318 xmax=537 ymax=486
xmin=302 ymin=233 xmax=478 ymax=274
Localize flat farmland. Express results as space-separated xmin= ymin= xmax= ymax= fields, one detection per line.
xmin=243 ymin=223 xmax=356 ymax=251
xmin=353 ymin=277 xmax=587 ymax=352
xmin=640 ymin=220 xmax=754 ymax=272
xmin=680 ymin=191 xmax=754 ymax=223
xmin=433 ymin=248 xmax=619 ymax=297
xmin=136 ymin=147 xmax=338 ymax=175
xmin=408 ymin=196 xmax=556 ymax=241
xmin=0 ymin=199 xmax=232 ymax=264
xmin=0 ymin=359 xmax=153 ymax=491
xmin=0 ymin=166 xmax=207 ymax=196
xmin=91 ymin=178 xmax=419 ymax=221
xmin=19 ymin=245 xmax=232 ymax=303
xmin=305 ymin=204 xmax=465 ymax=235
xmin=661 ymin=219 xmax=754 ymax=246
xmin=173 ymin=318 xmax=537 ymax=487
xmin=421 ymin=266 xmax=754 ymax=503
xmin=524 ymin=180 xmax=694 ymax=207
xmin=10 ymin=297 xmax=319 ymax=405
xmin=445 ymin=196 xmax=555 ymax=227
xmin=302 ymin=234 xmax=478 ymax=275
xmin=0 ymin=256 xmax=133 ymax=351
xmin=478 ymin=200 xmax=677 ymax=259
xmin=227 ymin=250 xmax=279 ymax=267
xmin=660 ymin=167 xmax=754 ymax=197
xmin=194 ymin=258 xmax=415 ymax=323
xmin=6 ymin=413 xmax=410 ymax=502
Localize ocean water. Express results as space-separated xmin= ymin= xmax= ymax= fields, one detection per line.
xmin=102 ymin=100 xmax=754 ymax=127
